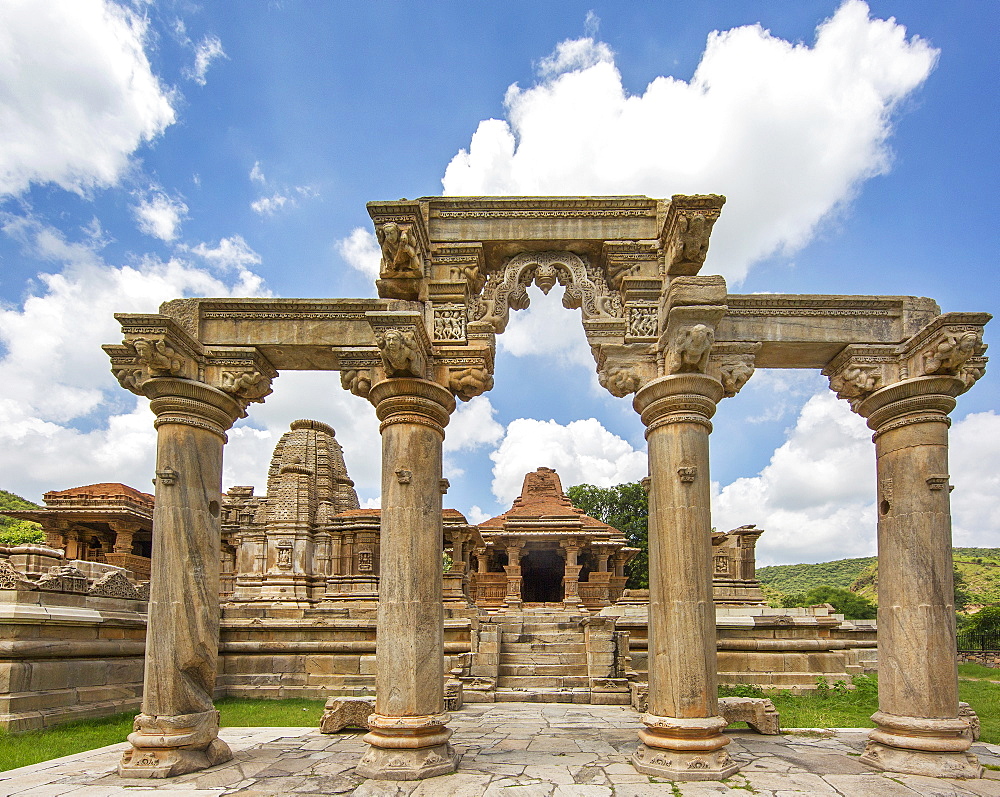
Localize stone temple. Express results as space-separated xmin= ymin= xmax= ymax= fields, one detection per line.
xmin=0 ymin=194 xmax=991 ymax=782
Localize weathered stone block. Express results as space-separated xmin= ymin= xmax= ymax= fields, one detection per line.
xmin=319 ymin=696 xmax=373 ymax=733
xmin=719 ymin=696 xmax=781 ymax=734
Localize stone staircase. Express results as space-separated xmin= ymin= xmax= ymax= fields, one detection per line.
xmin=462 ymin=607 xmax=631 ymax=704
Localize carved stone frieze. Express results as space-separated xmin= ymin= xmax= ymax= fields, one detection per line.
xmin=433 ymin=243 xmax=485 ymax=296
xmin=433 ymin=305 xmax=467 ymax=343
xmin=0 ymin=559 xmax=35 ymax=591
xmin=600 ymin=240 xmax=662 ymax=290
xmin=626 ymin=304 xmax=658 ymax=340
xmin=471 ymin=251 xmax=622 ymax=333
xmin=206 ymin=349 xmax=277 ymax=411
xmin=916 ymin=328 xmax=985 ymax=378
xmin=660 ymin=195 xmax=726 ymax=277
xmin=89 ymin=569 xmax=140 ymax=599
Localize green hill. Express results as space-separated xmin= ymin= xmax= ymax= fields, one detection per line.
xmin=756 ymin=557 xmax=877 ymax=594
xmin=759 ymin=548 xmax=1000 ymax=608
xmin=0 ymin=489 xmax=43 ymax=544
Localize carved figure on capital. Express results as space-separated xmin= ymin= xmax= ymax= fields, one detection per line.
xmin=918 ymin=329 xmax=984 ymax=377
xmin=828 ymin=365 xmax=883 ymax=408
xmin=665 ymin=324 xmax=714 ymax=375
xmin=449 ymin=366 xmax=494 ymax=402
xmin=340 ymin=368 xmax=373 ymax=398
xmin=661 ymin=195 xmax=725 ymax=276
xmin=375 ymin=221 xmax=425 ymax=300
xmin=716 ymin=355 xmax=756 ymax=398
xmin=220 ymin=370 xmax=273 ymax=403
xmin=599 ymin=365 xmax=642 ymax=398
xmin=133 ymin=338 xmax=184 ymax=377
xmin=376 ymin=328 xmax=426 ymax=378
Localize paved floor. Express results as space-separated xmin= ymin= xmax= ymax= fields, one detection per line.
xmin=1 ymin=703 xmax=998 ymax=796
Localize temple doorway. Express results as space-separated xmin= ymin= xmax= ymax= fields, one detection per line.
xmin=521 ymin=548 xmax=564 ymax=603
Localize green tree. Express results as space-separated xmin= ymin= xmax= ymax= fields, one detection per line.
xmin=0 ymin=489 xmax=43 ymax=545
xmin=566 ymin=482 xmax=648 ymax=589
xmin=962 ymin=606 xmax=1000 ymax=649
xmin=782 ymin=585 xmax=877 ymax=620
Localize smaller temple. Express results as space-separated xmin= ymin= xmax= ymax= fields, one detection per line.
xmin=472 ymin=468 xmax=637 ymax=611
xmin=5 ymin=483 xmax=154 ymax=580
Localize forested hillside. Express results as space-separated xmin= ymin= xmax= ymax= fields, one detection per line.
xmin=758 ymin=549 xmax=1000 ymax=608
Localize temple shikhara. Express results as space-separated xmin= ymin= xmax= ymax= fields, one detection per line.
xmin=0 ymin=194 xmax=990 ymax=782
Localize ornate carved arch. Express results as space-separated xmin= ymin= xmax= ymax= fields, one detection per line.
xmin=469 ymin=251 xmax=622 ymax=333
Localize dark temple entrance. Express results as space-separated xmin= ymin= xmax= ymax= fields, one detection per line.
xmin=521 ymin=548 xmax=564 ymax=603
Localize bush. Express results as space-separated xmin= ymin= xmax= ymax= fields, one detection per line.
xmin=0 ymin=526 xmax=44 ymax=546
xmin=782 ymin=585 xmax=877 ymax=620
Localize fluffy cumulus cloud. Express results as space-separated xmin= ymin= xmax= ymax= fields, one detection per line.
xmin=442 ymin=0 xmax=937 ymax=283
xmin=489 ymin=417 xmax=646 ymax=506
xmin=336 ymin=227 xmax=382 ymax=281
xmin=0 ymin=0 xmax=176 ymax=197
xmin=712 ymin=391 xmax=877 ymax=565
xmin=497 ymin=288 xmax=596 ymax=368
xmin=445 ymin=396 xmax=505 ymax=453
xmin=132 ymin=190 xmax=188 ymax=241
xmin=0 ymin=217 xmax=270 ymax=501
xmin=712 ymin=392 xmax=1000 ymax=564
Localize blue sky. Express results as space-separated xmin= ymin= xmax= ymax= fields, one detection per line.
xmin=0 ymin=0 xmax=996 ymax=565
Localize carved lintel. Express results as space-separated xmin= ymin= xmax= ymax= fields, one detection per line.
xmin=660 ymin=195 xmax=726 ymax=277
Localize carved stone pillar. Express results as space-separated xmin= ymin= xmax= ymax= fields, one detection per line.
xmin=476 ymin=548 xmax=489 ymax=574
xmin=560 ymin=540 xmax=584 ymax=610
xmin=356 ymin=378 xmax=459 ymax=781
xmin=856 ymin=376 xmax=982 ymax=778
xmin=118 ymin=378 xmax=243 ymax=778
xmin=503 ymin=541 xmax=524 ymax=610
xmin=631 ymin=373 xmax=737 ymax=780
xmin=110 ymin=522 xmax=136 ymax=555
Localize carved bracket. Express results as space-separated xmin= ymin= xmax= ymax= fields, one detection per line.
xmin=709 ymin=342 xmax=761 ymax=398
xmin=368 ymin=201 xmax=431 ymax=301
xmin=659 ymin=275 xmax=727 ymax=377
xmin=660 ymin=194 xmax=726 ymax=277
xmin=595 ymin=343 xmax=657 ymax=398
xmin=367 ymin=310 xmax=432 ymax=380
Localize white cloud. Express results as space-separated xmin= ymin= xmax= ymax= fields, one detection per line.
xmin=489 ymin=417 xmax=647 ymax=506
xmin=0 ymin=217 xmax=270 ymax=500
xmin=950 ymin=411 xmax=1000 ymax=549
xmin=186 ymin=35 xmax=226 ymax=86
xmin=336 ymin=227 xmax=382 ymax=280
xmin=132 ymin=190 xmax=188 ymax=241
xmin=188 ymin=235 xmax=262 ymax=270
xmin=0 ymin=0 xmax=176 ymax=197
xmin=251 ymin=192 xmax=292 ymax=215
xmin=498 ymin=288 xmax=595 ymax=369
xmin=466 ymin=505 xmax=493 ymax=525
xmin=442 ymin=0 xmax=937 ymax=283
xmin=249 ymin=161 xmax=266 ymax=184
xmin=445 ymin=396 xmax=504 ymax=453
xmin=713 ymin=391 xmax=877 ymax=564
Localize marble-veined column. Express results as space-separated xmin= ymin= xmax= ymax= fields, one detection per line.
xmin=356 ymin=377 xmax=459 ymax=780
xmin=118 ymin=378 xmax=242 ymax=778
xmin=630 ymin=373 xmax=738 ymax=781
xmin=857 ymin=376 xmax=982 ymax=778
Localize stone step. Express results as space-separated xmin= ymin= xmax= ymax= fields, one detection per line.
xmin=518 ymin=621 xmax=586 ymax=632
xmin=498 ymin=664 xmax=588 ymax=677
xmin=501 ymin=632 xmax=586 ymax=644
xmin=499 ymin=642 xmax=588 ymax=655
xmin=496 ymin=675 xmax=590 ymax=689
xmin=494 ymin=687 xmax=592 ymax=704
xmin=498 ymin=652 xmax=588 ymax=666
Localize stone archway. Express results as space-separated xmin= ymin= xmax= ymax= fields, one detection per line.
xmin=104 ymin=194 xmax=990 ymax=782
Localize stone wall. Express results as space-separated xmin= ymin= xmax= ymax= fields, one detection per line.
xmin=958 ymin=651 xmax=1000 ymax=668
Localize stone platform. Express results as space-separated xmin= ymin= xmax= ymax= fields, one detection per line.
xmin=1 ymin=703 xmax=998 ymax=796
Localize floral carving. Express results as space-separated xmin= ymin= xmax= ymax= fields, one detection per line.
xmin=599 ymin=365 xmax=641 ymax=398
xmin=376 ymin=328 xmax=425 ymax=378
xmin=665 ymin=324 xmax=714 ymax=374
xmin=919 ymin=329 xmax=984 ymax=376
xmin=718 ymin=356 xmax=755 ymax=397
xmin=340 ymin=368 xmax=373 ymax=398
xmin=448 ymin=366 xmax=494 ymax=401
xmin=220 ymin=370 xmax=272 ymax=402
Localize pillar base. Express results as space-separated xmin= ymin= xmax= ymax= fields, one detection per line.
xmin=118 ymin=711 xmax=232 ymax=778
xmin=860 ymin=712 xmax=982 ymax=778
xmin=356 ymin=742 xmax=460 ymax=780
xmin=631 ymin=713 xmax=738 ymax=781
xmin=860 ymin=741 xmax=982 ymax=779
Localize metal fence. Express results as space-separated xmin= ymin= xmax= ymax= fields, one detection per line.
xmin=957 ymin=629 xmax=1000 ymax=651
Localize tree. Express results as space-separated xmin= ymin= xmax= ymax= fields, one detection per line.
xmin=782 ymin=585 xmax=877 ymax=620
xmin=0 ymin=488 xmax=43 ymax=546
xmin=567 ymin=482 xmax=648 ymax=589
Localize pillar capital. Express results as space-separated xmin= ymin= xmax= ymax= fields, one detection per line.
xmin=634 ymin=374 xmax=724 ymax=436
xmin=143 ymin=377 xmax=245 ymax=440
xmin=369 ymin=377 xmax=455 ymax=437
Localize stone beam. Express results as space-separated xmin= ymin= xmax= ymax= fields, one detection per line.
xmin=716 ymin=295 xmax=941 ymax=369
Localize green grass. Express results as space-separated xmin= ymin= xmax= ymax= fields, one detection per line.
xmin=958 ymin=662 xmax=1000 ymax=681
xmin=0 ymin=698 xmax=327 ymax=773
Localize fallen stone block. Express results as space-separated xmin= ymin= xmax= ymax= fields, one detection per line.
xmin=319 ymin=696 xmax=374 ymax=733
xmin=719 ymin=696 xmax=781 ymax=735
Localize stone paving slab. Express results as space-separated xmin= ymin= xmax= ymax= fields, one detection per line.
xmin=0 ymin=704 xmax=998 ymax=796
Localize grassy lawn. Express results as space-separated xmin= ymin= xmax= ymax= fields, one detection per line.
xmin=1 ymin=668 xmax=997 ymax=773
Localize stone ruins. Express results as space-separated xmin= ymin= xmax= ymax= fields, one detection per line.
xmin=1 ymin=194 xmax=991 ymax=782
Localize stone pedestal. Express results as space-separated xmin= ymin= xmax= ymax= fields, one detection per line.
xmin=630 ymin=375 xmax=738 ymax=781
xmin=503 ymin=542 xmax=523 ymax=611
xmin=356 ymin=378 xmax=460 ymax=780
xmin=118 ymin=378 xmax=240 ymax=778
xmin=857 ymin=376 xmax=982 ymax=778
